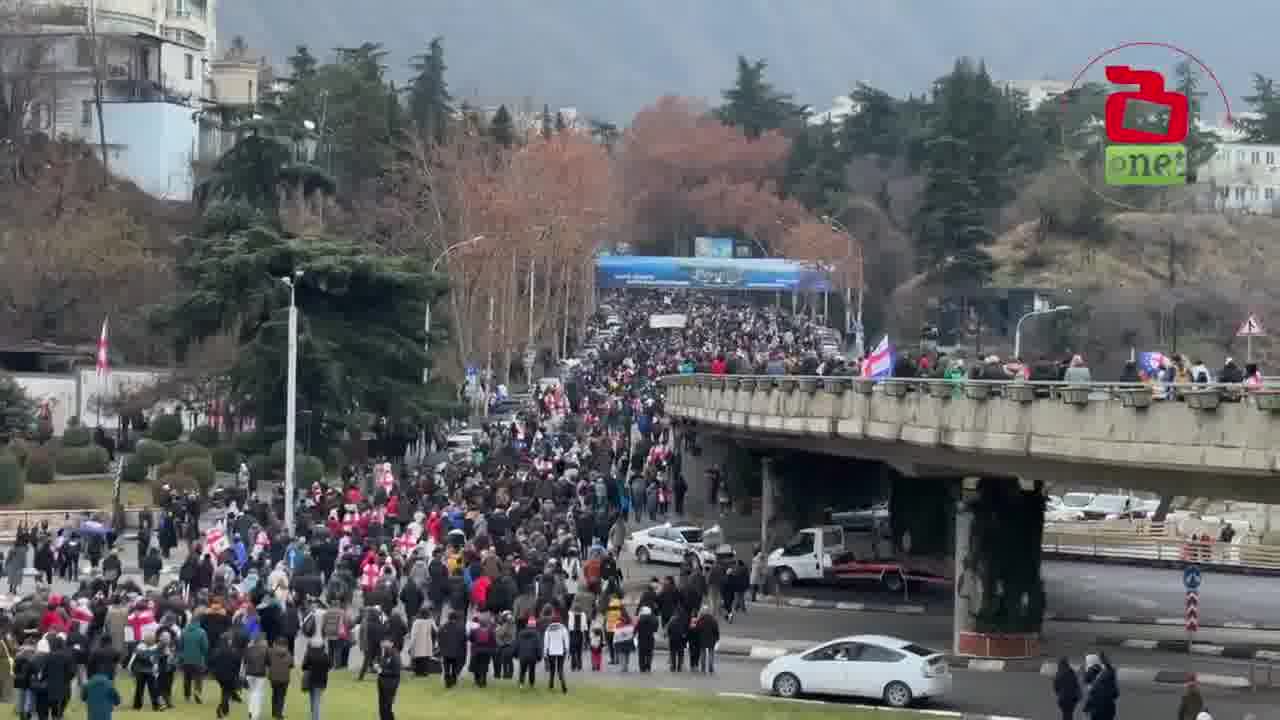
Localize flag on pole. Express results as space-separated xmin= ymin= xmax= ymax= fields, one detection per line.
xmin=861 ymin=335 xmax=895 ymax=378
xmin=96 ymin=317 xmax=110 ymax=376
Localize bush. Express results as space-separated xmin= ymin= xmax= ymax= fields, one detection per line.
xmin=299 ymin=455 xmax=325 ymax=486
xmin=176 ymin=456 xmax=216 ymax=493
xmin=133 ymin=439 xmax=169 ymax=469
xmin=211 ymin=446 xmax=240 ymax=474
xmin=8 ymin=438 xmax=31 ymax=467
xmin=26 ymin=448 xmax=54 ymax=485
xmin=145 ymin=413 xmax=183 ymax=443
xmin=189 ymin=425 xmax=219 ymax=448
xmin=0 ymin=452 xmax=24 ymax=505
xmin=268 ymin=440 xmax=286 ymax=467
xmin=169 ymin=441 xmax=210 ymax=465
xmin=61 ymin=425 xmax=92 ymax=448
xmin=121 ymin=458 xmax=148 ymax=484
xmin=55 ymin=446 xmax=109 ymax=475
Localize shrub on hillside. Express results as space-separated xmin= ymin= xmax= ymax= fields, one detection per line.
xmin=169 ymin=442 xmax=210 ymax=465
xmin=248 ymin=454 xmax=272 ymax=483
xmin=55 ymin=446 xmax=109 ymax=475
xmin=145 ymin=414 xmax=183 ymax=443
xmin=189 ymin=425 xmax=219 ymax=448
xmin=25 ymin=448 xmax=54 ymax=485
xmin=177 ymin=456 xmax=215 ymax=493
xmin=0 ymin=452 xmax=24 ymax=505
xmin=211 ymin=446 xmax=239 ymax=474
xmin=133 ymin=439 xmax=169 ymax=469
xmin=326 ymin=446 xmax=346 ymax=472
xmin=61 ymin=425 xmax=92 ymax=448
xmin=121 ymin=458 xmax=148 ymax=484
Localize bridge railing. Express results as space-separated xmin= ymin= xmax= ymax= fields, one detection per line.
xmin=1043 ymin=521 xmax=1280 ymax=570
xmin=661 ymin=374 xmax=1280 ymax=410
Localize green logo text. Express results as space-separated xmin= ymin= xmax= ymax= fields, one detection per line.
xmin=1104 ymin=144 xmax=1187 ymax=186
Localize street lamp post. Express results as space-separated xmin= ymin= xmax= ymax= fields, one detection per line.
xmin=281 ymin=270 xmax=303 ymax=537
xmin=424 ymin=235 xmax=486 ymax=383
xmin=1013 ymin=305 xmax=1072 ymax=360
xmin=823 ymin=215 xmax=864 ymax=357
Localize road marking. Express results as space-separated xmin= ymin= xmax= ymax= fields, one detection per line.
xmin=1154 ymin=618 xmax=1184 ymax=625
xmin=1191 ymin=643 xmax=1226 ymax=656
xmin=1087 ymin=615 xmax=1122 ymax=622
xmin=1195 ymin=673 xmax=1251 ymax=689
xmin=1120 ymin=639 xmax=1159 ymax=650
xmin=1255 ymin=650 xmax=1280 ymax=662
xmin=967 ymin=659 xmax=1006 ymax=672
xmin=834 ymin=601 xmax=865 ymax=611
xmin=747 ymin=647 xmax=788 ymax=660
xmin=787 ymin=597 xmax=816 ymax=608
xmin=717 ymin=693 xmax=1025 ymax=717
xmin=1224 ymin=621 xmax=1259 ymax=629
xmin=893 ymin=605 xmax=927 ymax=614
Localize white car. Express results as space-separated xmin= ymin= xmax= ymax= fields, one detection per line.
xmin=624 ymin=523 xmax=718 ymax=566
xmin=760 ymin=635 xmax=951 ymax=707
xmin=1045 ymin=496 xmax=1084 ymax=522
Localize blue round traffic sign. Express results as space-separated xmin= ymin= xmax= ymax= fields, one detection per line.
xmin=1183 ymin=565 xmax=1202 ymax=590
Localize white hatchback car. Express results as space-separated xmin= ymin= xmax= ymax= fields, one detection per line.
xmin=624 ymin=523 xmax=718 ymax=566
xmin=759 ymin=634 xmax=951 ymax=707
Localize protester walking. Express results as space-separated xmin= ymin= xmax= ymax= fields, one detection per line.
xmin=80 ymin=671 xmax=120 ymax=720
xmin=179 ymin=618 xmax=208 ymax=704
xmin=266 ymin=638 xmax=292 ymax=720
xmin=543 ymin=612 xmax=569 ymax=693
xmin=515 ymin=617 xmax=541 ymax=688
xmin=299 ymin=638 xmax=329 ymax=720
xmin=210 ymin=635 xmax=241 ymax=720
xmin=437 ymin=612 xmax=466 ymax=689
xmin=241 ymin=635 xmax=269 ymax=720
xmin=375 ymin=639 xmax=400 ymax=720
xmin=1052 ymin=657 xmax=1080 ymax=720
xmin=126 ymin=632 xmax=161 ymax=712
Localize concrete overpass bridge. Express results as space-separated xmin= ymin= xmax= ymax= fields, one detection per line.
xmin=663 ymin=374 xmax=1280 ymax=503
xmin=660 ymin=374 xmax=1280 ymax=658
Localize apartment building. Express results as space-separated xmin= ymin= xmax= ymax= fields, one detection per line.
xmin=1 ymin=0 xmax=219 ymax=199
xmin=1201 ymin=141 xmax=1280 ymax=214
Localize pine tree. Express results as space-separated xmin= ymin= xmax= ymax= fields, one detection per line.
xmin=842 ymin=83 xmax=902 ymax=159
xmin=489 ymin=104 xmax=515 ymax=147
xmin=1236 ymin=74 xmax=1280 ymax=143
xmin=541 ymin=104 xmax=554 ymax=140
xmin=717 ymin=55 xmax=804 ymax=138
xmin=1173 ymin=60 xmax=1219 ymax=177
xmin=783 ymin=120 xmax=847 ymax=212
xmin=286 ymin=46 xmax=318 ymax=83
xmin=407 ymin=36 xmax=453 ymax=145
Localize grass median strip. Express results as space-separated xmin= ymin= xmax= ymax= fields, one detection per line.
xmin=57 ymin=673 xmax=954 ymax=720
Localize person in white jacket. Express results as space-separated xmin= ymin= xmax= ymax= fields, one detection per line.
xmin=543 ymin=613 xmax=570 ymax=693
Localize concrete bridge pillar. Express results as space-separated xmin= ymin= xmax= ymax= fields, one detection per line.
xmin=674 ymin=427 xmax=731 ymax=522
xmin=953 ymin=475 xmax=1046 ymax=659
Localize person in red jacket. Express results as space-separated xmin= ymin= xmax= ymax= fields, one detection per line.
xmin=39 ymin=598 xmax=69 ymax=634
xmin=710 ymin=356 xmax=727 ymax=375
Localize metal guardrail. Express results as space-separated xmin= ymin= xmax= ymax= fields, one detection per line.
xmin=1042 ymin=522 xmax=1280 ymax=570
xmin=661 ymin=374 xmax=1280 ymax=409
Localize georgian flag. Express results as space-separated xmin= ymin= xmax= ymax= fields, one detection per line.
xmin=861 ymin=335 xmax=895 ymax=379
xmin=96 ymin=317 xmax=110 ymax=376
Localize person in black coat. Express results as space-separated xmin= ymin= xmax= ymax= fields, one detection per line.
xmin=634 ymin=607 xmax=659 ymax=673
xmin=399 ymin=579 xmax=424 ymax=621
xmin=36 ymin=634 xmax=75 ymax=720
xmin=374 ymin=639 xmax=400 ymax=720
xmin=513 ymin=617 xmax=541 ymax=688
xmin=1052 ymin=657 xmax=1081 ymax=720
xmin=209 ymin=635 xmax=242 ymax=719
xmin=1082 ymin=654 xmax=1118 ymax=720
xmin=436 ymin=612 xmax=466 ymax=689
xmin=88 ymin=635 xmax=121 ymax=679
xmin=665 ymin=608 xmax=688 ymax=672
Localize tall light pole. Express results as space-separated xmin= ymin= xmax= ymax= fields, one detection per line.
xmin=1013 ymin=305 xmax=1072 ymax=360
xmin=424 ymin=235 xmax=486 ymax=383
xmin=280 ymin=270 xmax=303 ymax=537
xmin=822 ymin=215 xmax=864 ymax=357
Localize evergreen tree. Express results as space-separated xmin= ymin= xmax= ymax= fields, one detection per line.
xmin=555 ymin=111 xmax=568 ymax=133
xmin=1173 ymin=60 xmax=1219 ymax=177
xmin=541 ymin=104 xmax=554 ymax=140
xmin=717 ymin=55 xmax=804 ymax=138
xmin=489 ymin=104 xmax=515 ymax=147
xmin=407 ymin=36 xmax=453 ymax=145
xmin=286 ymin=46 xmax=318 ymax=83
xmin=1235 ymin=74 xmax=1280 ymax=143
xmin=590 ymin=119 xmax=620 ymax=152
xmin=842 ymin=83 xmax=902 ymax=159
xmin=783 ymin=120 xmax=847 ymax=212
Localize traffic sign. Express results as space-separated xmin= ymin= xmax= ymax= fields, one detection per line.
xmin=1185 ymin=590 xmax=1200 ymax=632
xmin=1183 ymin=565 xmax=1202 ymax=591
xmin=1237 ymin=314 xmax=1265 ymax=337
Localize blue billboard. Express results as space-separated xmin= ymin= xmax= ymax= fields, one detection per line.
xmin=595 ymin=256 xmax=832 ymax=292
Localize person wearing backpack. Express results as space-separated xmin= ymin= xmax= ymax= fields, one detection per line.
xmin=80 ymin=670 xmax=120 ymax=720
xmin=126 ymin=631 xmax=161 ymax=711
xmin=356 ymin=607 xmax=385 ymax=682
xmin=467 ymin=615 xmax=496 ymax=687
xmin=178 ymin=618 xmax=209 ymax=704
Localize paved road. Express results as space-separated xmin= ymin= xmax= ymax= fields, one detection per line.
xmin=723 ymin=558 xmax=1280 ymax=625
xmin=431 ymin=652 xmax=1280 ymax=720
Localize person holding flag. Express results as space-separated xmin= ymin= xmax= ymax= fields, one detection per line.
xmin=861 ymin=335 xmax=895 ymax=379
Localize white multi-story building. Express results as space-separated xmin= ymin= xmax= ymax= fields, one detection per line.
xmin=1200 ymin=141 xmax=1280 ymax=214
xmin=1 ymin=0 xmax=220 ymax=200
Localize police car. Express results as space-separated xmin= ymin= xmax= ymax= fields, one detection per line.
xmin=624 ymin=522 xmax=722 ymax=566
